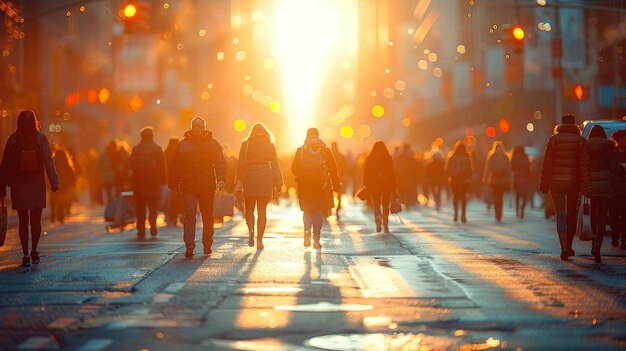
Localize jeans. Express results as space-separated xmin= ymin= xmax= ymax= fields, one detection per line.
xmin=182 ymin=192 xmax=215 ymax=250
xmin=610 ymin=195 xmax=626 ymax=246
xmin=136 ymin=195 xmax=158 ymax=234
xmin=451 ymin=184 xmax=468 ymax=218
xmin=491 ymin=185 xmax=508 ymax=221
xmin=591 ymin=197 xmax=609 ymax=243
xmin=550 ymin=191 xmax=579 ymax=233
xmin=371 ymin=191 xmax=391 ymax=225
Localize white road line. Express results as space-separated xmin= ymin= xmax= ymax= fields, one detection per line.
xmin=75 ymin=339 xmax=113 ymax=351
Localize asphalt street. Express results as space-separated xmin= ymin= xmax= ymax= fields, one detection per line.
xmin=0 ymin=198 xmax=625 ymax=351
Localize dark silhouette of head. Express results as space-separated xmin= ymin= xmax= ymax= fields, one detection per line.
xmin=246 ymin=123 xmax=272 ymax=142
xmin=166 ymin=137 xmax=180 ymax=151
xmin=512 ymin=145 xmax=527 ymax=157
xmin=369 ymin=141 xmax=391 ymax=160
xmin=451 ymin=140 xmax=469 ymax=157
xmin=561 ymin=114 xmax=576 ymax=124
xmin=140 ymin=126 xmax=154 ymax=141
xmin=588 ymin=124 xmax=607 ymax=139
xmin=306 ymin=128 xmax=319 ymax=137
xmin=16 ymin=109 xmax=40 ymax=141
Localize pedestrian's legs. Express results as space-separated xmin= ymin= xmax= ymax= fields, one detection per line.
xmin=182 ymin=192 xmax=198 ymax=252
xmin=30 ymin=208 xmax=43 ymax=258
xmin=515 ymin=190 xmax=521 ymax=217
xmin=520 ymin=191 xmax=527 ymax=219
xmin=433 ymin=183 xmax=441 ymax=210
xmin=592 ymin=198 xmax=609 ymax=262
xmin=244 ymin=197 xmax=257 ymax=236
xmin=17 ymin=210 xmax=29 ymax=257
xmin=460 ymin=185 xmax=468 ymax=222
xmin=312 ymin=210 xmax=324 ymax=249
xmin=303 ymin=211 xmax=313 ymax=247
xmin=565 ymin=191 xmax=580 ymax=254
xmin=382 ymin=192 xmax=390 ymax=233
xmin=147 ymin=196 xmax=158 ymax=236
xmin=619 ymin=198 xmax=626 ymax=249
xmin=135 ymin=196 xmax=147 ymax=236
xmin=371 ymin=193 xmax=382 ymax=232
xmin=493 ymin=186 xmax=504 ymax=221
xmin=451 ymin=185 xmax=459 ymax=221
xmin=198 ymin=192 xmax=215 ymax=254
xmin=551 ymin=191 xmax=569 ymax=260
xmin=256 ymin=197 xmax=268 ymax=239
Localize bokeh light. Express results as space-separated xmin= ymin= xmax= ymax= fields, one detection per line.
xmin=372 ymin=105 xmax=385 ymax=118
xmin=270 ymin=101 xmax=282 ymax=113
xmin=130 ymin=96 xmax=143 ymax=112
xmin=263 ymin=58 xmax=275 ymax=69
xmin=498 ymin=118 xmax=510 ymax=133
xmin=98 ymin=88 xmax=110 ymax=104
xmin=486 ymin=127 xmax=496 ymax=138
xmin=234 ymin=119 xmax=246 ymax=132
xmin=527 ymin=123 xmax=534 ymax=132
xmin=340 ymin=126 xmax=354 ymax=138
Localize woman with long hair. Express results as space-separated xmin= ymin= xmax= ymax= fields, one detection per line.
xmin=445 ymin=141 xmax=473 ymax=223
xmin=236 ymin=123 xmax=283 ymax=249
xmin=364 ymin=141 xmax=396 ymax=233
xmin=511 ymin=146 xmax=532 ymax=219
xmin=50 ymin=146 xmax=76 ymax=224
xmin=483 ymin=141 xmax=511 ymax=222
xmin=0 ymin=110 xmax=60 ymax=266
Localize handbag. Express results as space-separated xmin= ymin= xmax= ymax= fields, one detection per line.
xmin=356 ymin=187 xmax=369 ymax=201
xmin=390 ymin=195 xmax=402 ymax=214
xmin=0 ymin=206 xmax=7 ymax=247
xmin=213 ymin=191 xmax=235 ymax=218
xmin=576 ymin=196 xmax=594 ymax=241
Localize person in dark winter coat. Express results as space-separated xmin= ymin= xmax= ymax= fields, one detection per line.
xmin=292 ymin=128 xmax=341 ymax=249
xmin=164 ymin=137 xmax=183 ymax=226
xmin=0 ymin=110 xmax=60 ymax=267
xmin=364 ymin=141 xmax=396 ymax=233
xmin=396 ymin=144 xmax=418 ymax=210
xmin=586 ymin=125 xmax=621 ymax=263
xmin=130 ymin=126 xmax=167 ymax=238
xmin=168 ymin=117 xmax=226 ymax=257
xmin=609 ymin=129 xmax=626 ymax=250
xmin=540 ymin=114 xmax=592 ymax=261
xmin=50 ymin=146 xmax=76 ymax=224
xmin=483 ymin=141 xmax=511 ymax=222
xmin=445 ymin=141 xmax=473 ymax=223
xmin=511 ymin=146 xmax=532 ymax=219
xmin=236 ymin=123 xmax=283 ymax=249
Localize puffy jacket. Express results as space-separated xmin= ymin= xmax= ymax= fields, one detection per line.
xmin=610 ymin=148 xmax=626 ymax=196
xmin=236 ymin=136 xmax=283 ymax=197
xmin=130 ymin=139 xmax=167 ymax=197
xmin=168 ymin=130 xmax=225 ymax=194
xmin=539 ymin=123 xmax=591 ymax=194
xmin=511 ymin=153 xmax=532 ymax=192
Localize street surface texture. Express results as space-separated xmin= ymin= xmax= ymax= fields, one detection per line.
xmin=1 ymin=199 xmax=626 ymax=351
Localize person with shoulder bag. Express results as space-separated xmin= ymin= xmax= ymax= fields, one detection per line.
xmin=292 ymin=128 xmax=341 ymax=249
xmin=235 ymin=123 xmax=283 ymax=249
xmin=539 ymin=114 xmax=592 ymax=261
xmin=363 ymin=141 xmax=396 ymax=233
xmin=0 ymin=110 xmax=60 ymax=267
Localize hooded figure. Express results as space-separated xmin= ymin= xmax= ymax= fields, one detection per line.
xmin=130 ymin=126 xmax=167 ymax=237
xmin=169 ymin=117 xmax=226 ymax=257
xmin=291 ymin=128 xmax=341 ymax=249
xmin=539 ymin=114 xmax=592 ymax=261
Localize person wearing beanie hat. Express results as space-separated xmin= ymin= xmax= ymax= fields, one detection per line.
xmin=130 ymin=126 xmax=167 ymax=238
xmin=291 ymin=128 xmax=341 ymax=249
xmin=539 ymin=113 xmax=592 ymax=261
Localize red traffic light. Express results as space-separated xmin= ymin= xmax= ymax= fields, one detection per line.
xmin=574 ymin=84 xmax=584 ymax=101
xmin=512 ymin=27 xmax=525 ymax=41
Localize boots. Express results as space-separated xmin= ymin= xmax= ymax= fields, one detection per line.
xmin=558 ymin=232 xmax=569 ymax=261
xmin=248 ymin=229 xmax=254 ymax=247
xmin=313 ymin=232 xmax=322 ymax=250
xmin=592 ymin=235 xmax=603 ymax=263
xmin=304 ymin=230 xmax=311 ymax=247
xmin=375 ymin=216 xmax=382 ymax=233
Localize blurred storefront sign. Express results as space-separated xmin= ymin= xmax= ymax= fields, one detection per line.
xmin=559 ymin=0 xmax=585 ymax=69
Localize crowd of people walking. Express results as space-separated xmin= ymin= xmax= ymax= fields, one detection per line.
xmin=1 ymin=109 xmax=626 ymax=266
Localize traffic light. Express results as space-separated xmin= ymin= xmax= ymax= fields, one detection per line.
xmin=119 ymin=1 xmax=151 ymax=34
xmin=563 ymin=84 xmax=589 ymax=101
xmin=501 ymin=25 xmax=525 ymax=55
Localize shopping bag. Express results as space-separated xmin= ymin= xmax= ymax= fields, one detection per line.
xmin=390 ymin=195 xmax=402 ymax=214
xmin=576 ymin=196 xmax=594 ymax=241
xmin=0 ymin=206 xmax=7 ymax=247
xmin=213 ymin=192 xmax=235 ymax=217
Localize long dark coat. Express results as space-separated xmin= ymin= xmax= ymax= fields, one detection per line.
xmin=511 ymin=153 xmax=532 ymax=193
xmin=364 ymin=154 xmax=396 ymax=194
xmin=539 ymin=123 xmax=592 ymax=194
xmin=236 ymin=137 xmax=283 ymax=198
xmin=0 ymin=132 xmax=60 ymax=210
xmin=445 ymin=152 xmax=473 ymax=186
xmin=292 ymin=145 xmax=340 ymax=211
xmin=168 ymin=130 xmax=226 ymax=194
xmin=130 ymin=139 xmax=167 ymax=197
xmin=483 ymin=152 xmax=511 ymax=187
xmin=587 ymin=138 xmax=618 ymax=199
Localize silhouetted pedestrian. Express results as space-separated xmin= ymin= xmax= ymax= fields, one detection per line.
xmin=539 ymin=114 xmax=591 ymax=261
xmin=511 ymin=146 xmax=532 ymax=219
xmin=130 ymin=127 xmax=167 ymax=238
xmin=169 ymin=117 xmax=226 ymax=257
xmin=0 ymin=110 xmax=60 ymax=267
xmin=292 ymin=128 xmax=341 ymax=249
xmin=236 ymin=123 xmax=283 ymax=249
xmin=164 ymin=137 xmax=183 ymax=226
xmin=446 ymin=141 xmax=473 ymax=223
xmin=427 ymin=145 xmax=446 ymax=210
xmin=331 ymin=142 xmax=348 ymax=219
xmin=364 ymin=141 xmax=396 ymax=233
xmin=609 ymin=129 xmax=626 ymax=250
xmin=483 ymin=141 xmax=511 ymax=222
xmin=396 ymin=144 xmax=418 ymax=209
xmin=50 ymin=146 xmax=76 ymax=224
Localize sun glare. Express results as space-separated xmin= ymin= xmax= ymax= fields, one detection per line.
xmin=274 ymin=0 xmax=339 ymax=147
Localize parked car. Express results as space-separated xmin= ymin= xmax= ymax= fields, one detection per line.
xmin=581 ymin=119 xmax=626 ymax=139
